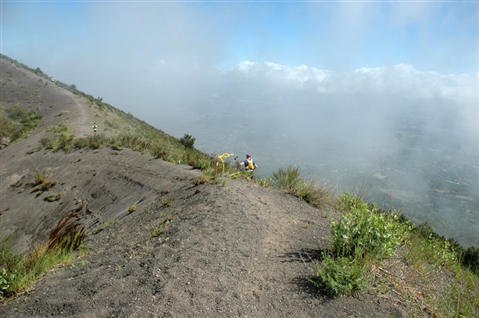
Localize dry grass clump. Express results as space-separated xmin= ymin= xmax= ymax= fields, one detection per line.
xmin=44 ymin=193 xmax=62 ymax=202
xmin=0 ymin=206 xmax=87 ymax=300
xmin=372 ymin=235 xmax=479 ymax=317
xmin=271 ymin=166 xmax=336 ymax=209
xmin=47 ymin=210 xmax=87 ymax=252
xmin=31 ymin=170 xmax=57 ymax=196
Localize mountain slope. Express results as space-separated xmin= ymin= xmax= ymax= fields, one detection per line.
xmin=0 ymin=57 xmax=410 ymax=317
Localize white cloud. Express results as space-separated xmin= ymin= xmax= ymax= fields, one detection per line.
xmin=224 ymin=62 xmax=477 ymax=103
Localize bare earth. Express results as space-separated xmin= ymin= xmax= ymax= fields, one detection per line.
xmin=0 ymin=58 xmax=409 ymax=317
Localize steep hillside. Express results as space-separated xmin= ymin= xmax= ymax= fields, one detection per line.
xmin=0 ymin=57 xmax=419 ymax=317
xmin=0 ymin=57 xmax=196 ymax=253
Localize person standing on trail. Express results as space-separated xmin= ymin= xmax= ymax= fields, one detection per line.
xmin=92 ymin=123 xmax=98 ymax=135
xmin=238 ymin=154 xmax=258 ymax=172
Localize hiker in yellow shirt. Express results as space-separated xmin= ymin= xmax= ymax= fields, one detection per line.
xmin=238 ymin=154 xmax=258 ymax=172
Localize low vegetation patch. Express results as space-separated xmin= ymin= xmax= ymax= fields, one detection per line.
xmin=44 ymin=193 xmax=62 ymax=202
xmin=0 ymin=103 xmax=42 ymax=144
xmin=56 ymin=111 xmax=68 ymax=117
xmin=0 ymin=225 xmax=86 ymax=301
xmin=264 ymin=166 xmax=479 ymax=315
xmin=307 ymin=192 xmax=479 ymax=317
xmin=310 ymin=193 xmax=410 ymax=298
xmin=32 ymin=170 xmax=56 ymax=191
xmin=271 ymin=166 xmax=335 ymax=209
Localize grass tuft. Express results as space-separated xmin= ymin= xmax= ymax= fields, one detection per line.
xmin=0 ymin=210 xmax=87 ymax=300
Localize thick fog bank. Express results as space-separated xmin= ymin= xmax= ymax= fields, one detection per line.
xmin=149 ymin=63 xmax=478 ymax=247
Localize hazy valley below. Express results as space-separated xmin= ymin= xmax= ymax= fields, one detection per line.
xmin=151 ymin=100 xmax=478 ymax=248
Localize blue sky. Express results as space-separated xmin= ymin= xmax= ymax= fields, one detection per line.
xmin=2 ymin=1 xmax=478 ymax=75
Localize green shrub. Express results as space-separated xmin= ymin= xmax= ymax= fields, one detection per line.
xmin=0 ymin=233 xmax=21 ymax=299
xmin=179 ymin=134 xmax=195 ymax=148
xmin=0 ymin=117 xmax=15 ymax=139
xmin=311 ymin=254 xmax=371 ymax=298
xmin=39 ymin=136 xmax=54 ymax=148
xmin=89 ymin=135 xmax=104 ymax=149
xmin=311 ymin=193 xmax=410 ymax=298
xmin=73 ymin=137 xmax=90 ymax=149
xmin=6 ymin=103 xmax=30 ymax=122
xmin=55 ymin=133 xmax=75 ymax=152
xmin=0 ymin=268 xmax=15 ymax=299
xmin=408 ymin=222 xmax=479 ymax=276
xmin=193 ymin=158 xmax=208 ymax=170
xmin=151 ymin=144 xmax=168 ymax=159
xmin=1 ymin=104 xmax=42 ymax=143
xmin=331 ymin=193 xmax=409 ymax=260
xmin=255 ymin=176 xmax=272 ymax=187
xmin=462 ymin=246 xmax=479 ymax=275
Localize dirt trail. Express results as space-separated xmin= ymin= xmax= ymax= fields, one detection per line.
xmin=68 ymin=92 xmax=94 ymax=137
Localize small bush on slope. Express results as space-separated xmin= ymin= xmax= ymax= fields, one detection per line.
xmin=311 ymin=193 xmax=410 ymax=298
xmin=0 ymin=104 xmax=42 ymax=144
xmin=331 ymin=193 xmax=410 ymax=261
xmin=271 ymin=166 xmax=335 ymax=209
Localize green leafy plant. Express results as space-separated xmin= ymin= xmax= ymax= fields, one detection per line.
xmin=331 ymin=193 xmax=409 ymax=260
xmin=312 ymin=193 xmax=410 ymax=298
xmin=179 ymin=133 xmax=195 ymax=148
xmin=311 ymin=255 xmax=371 ymax=298
xmin=0 ymin=267 xmax=15 ymax=300
xmin=255 ymin=176 xmax=272 ymax=188
xmin=1 ymin=104 xmax=42 ymax=143
xmin=128 ymin=205 xmax=137 ymax=213
xmin=55 ymin=132 xmax=75 ymax=152
xmin=192 ymin=158 xmax=208 ymax=170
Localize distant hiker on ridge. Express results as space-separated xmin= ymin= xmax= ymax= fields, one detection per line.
xmin=92 ymin=123 xmax=98 ymax=135
xmin=238 ymin=154 xmax=258 ymax=172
